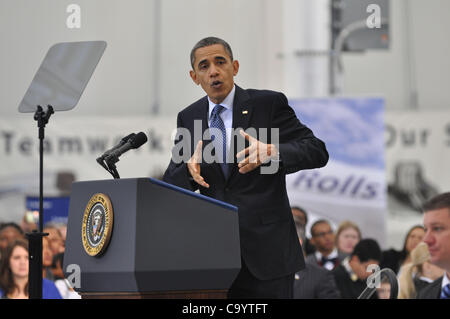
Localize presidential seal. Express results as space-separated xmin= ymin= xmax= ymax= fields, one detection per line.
xmin=82 ymin=193 xmax=114 ymax=257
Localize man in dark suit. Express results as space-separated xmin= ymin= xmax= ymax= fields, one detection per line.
xmin=293 ymin=221 xmax=340 ymax=299
xmin=332 ymin=239 xmax=381 ymax=299
xmin=291 ymin=206 xmax=316 ymax=255
xmin=163 ymin=37 xmax=329 ymax=298
xmin=417 ymin=192 xmax=450 ymax=299
xmin=305 ymin=220 xmax=346 ymax=271
xmin=294 ymin=263 xmax=341 ymax=299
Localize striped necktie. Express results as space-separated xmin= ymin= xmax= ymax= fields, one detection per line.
xmin=440 ymin=283 xmax=450 ymax=299
xmin=210 ymin=104 xmax=228 ymax=177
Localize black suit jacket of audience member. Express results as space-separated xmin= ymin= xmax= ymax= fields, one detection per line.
xmin=163 ymin=85 xmax=329 ymax=281
xmin=332 ymin=264 xmax=374 ymax=299
xmin=293 ymin=262 xmax=341 ymax=299
xmin=416 ymin=277 xmax=443 ymax=299
xmin=305 ymin=251 xmax=347 ymax=270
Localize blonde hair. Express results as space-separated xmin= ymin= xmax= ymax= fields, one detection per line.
xmin=398 ymin=242 xmax=430 ymax=299
xmin=335 ymin=221 xmax=361 ymax=247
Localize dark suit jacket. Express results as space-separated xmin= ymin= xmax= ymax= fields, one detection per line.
xmin=332 ymin=264 xmax=368 ymax=299
xmin=293 ymin=263 xmax=341 ymax=299
xmin=305 ymin=251 xmax=347 ymax=270
xmin=416 ymin=277 xmax=443 ymax=299
xmin=163 ymin=85 xmax=329 ymax=280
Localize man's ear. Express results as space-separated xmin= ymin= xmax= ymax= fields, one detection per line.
xmin=190 ymin=70 xmax=199 ymax=85
xmin=232 ymin=60 xmax=239 ymax=76
xmin=350 ymin=255 xmax=359 ymax=265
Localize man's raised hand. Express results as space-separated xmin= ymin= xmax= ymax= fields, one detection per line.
xmin=236 ymin=130 xmax=277 ymax=174
xmin=187 ymin=140 xmax=210 ymax=188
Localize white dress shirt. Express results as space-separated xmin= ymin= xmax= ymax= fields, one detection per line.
xmin=315 ymin=248 xmax=339 ymax=271
xmin=442 ymin=272 xmax=450 ymax=290
xmin=207 ymin=85 xmax=235 ymax=163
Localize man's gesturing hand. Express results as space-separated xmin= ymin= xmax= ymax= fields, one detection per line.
xmin=187 ymin=140 xmax=209 ymax=188
xmin=236 ymin=130 xmax=278 ymax=174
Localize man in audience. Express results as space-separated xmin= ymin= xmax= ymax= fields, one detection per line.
xmin=293 ymin=221 xmax=341 ymax=299
xmin=306 ymin=220 xmax=346 ymax=271
xmin=291 ymin=206 xmax=315 ymax=255
xmin=417 ymin=192 xmax=450 ymax=299
xmin=332 ymin=238 xmax=382 ymax=299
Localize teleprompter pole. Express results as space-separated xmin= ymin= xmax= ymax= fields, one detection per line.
xmin=26 ymin=105 xmax=53 ymax=299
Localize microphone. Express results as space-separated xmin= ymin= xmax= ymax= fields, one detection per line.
xmin=97 ymin=133 xmax=136 ymax=162
xmin=96 ymin=132 xmax=147 ymax=179
xmin=105 ymin=132 xmax=148 ymax=164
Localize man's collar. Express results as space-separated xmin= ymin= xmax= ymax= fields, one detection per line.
xmin=442 ymin=272 xmax=450 ymax=288
xmin=315 ymin=248 xmax=338 ymax=261
xmin=208 ymin=85 xmax=235 ymax=118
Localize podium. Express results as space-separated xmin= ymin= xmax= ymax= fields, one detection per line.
xmin=63 ymin=178 xmax=241 ymax=299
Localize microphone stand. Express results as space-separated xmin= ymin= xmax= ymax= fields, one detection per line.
xmin=106 ymin=160 xmax=120 ymax=179
xmin=26 ymin=105 xmax=53 ymax=299
xmin=96 ymin=157 xmax=120 ymax=179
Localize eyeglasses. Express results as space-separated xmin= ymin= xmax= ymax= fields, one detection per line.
xmin=313 ymin=230 xmax=334 ymax=238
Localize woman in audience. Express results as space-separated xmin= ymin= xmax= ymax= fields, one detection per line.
xmin=398 ymin=242 xmax=444 ymax=299
xmin=335 ymin=221 xmax=361 ymax=256
xmin=0 ymin=239 xmax=61 ymax=299
xmin=381 ymin=225 xmax=425 ymax=274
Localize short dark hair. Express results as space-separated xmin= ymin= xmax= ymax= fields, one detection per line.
xmin=0 ymin=222 xmax=23 ymax=235
xmin=190 ymin=37 xmax=234 ymax=69
xmin=291 ymin=206 xmax=308 ymax=225
xmin=422 ymin=192 xmax=450 ymax=213
xmin=351 ymin=238 xmax=382 ymax=263
xmin=310 ymin=219 xmax=331 ymax=237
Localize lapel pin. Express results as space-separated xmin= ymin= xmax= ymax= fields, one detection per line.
xmin=242 ymin=110 xmax=248 ymax=115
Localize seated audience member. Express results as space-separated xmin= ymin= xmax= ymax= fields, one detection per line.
xmin=376 ymin=280 xmax=392 ymax=299
xmin=0 ymin=239 xmax=61 ymax=299
xmin=43 ymin=223 xmax=65 ymax=255
xmin=293 ymin=224 xmax=340 ymax=299
xmin=332 ymin=238 xmax=382 ymax=299
xmin=0 ymin=223 xmax=25 ymax=260
xmin=55 ymin=223 xmax=67 ymax=242
xmin=42 ymin=236 xmax=55 ymax=281
xmin=335 ymin=221 xmax=361 ymax=257
xmin=306 ymin=220 xmax=346 ymax=271
xmin=417 ymin=192 xmax=450 ymax=299
xmin=52 ymin=253 xmax=81 ymax=299
xmin=398 ymin=242 xmax=444 ymax=299
xmin=381 ymin=225 xmax=425 ymax=274
xmin=291 ymin=206 xmax=315 ymax=255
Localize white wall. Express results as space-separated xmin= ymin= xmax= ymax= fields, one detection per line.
xmin=0 ymin=0 xmax=272 ymax=117
xmin=341 ymin=0 xmax=450 ymax=110
xmin=1 ymin=0 xmax=449 ymax=117
xmin=1 ymin=0 xmax=158 ymax=117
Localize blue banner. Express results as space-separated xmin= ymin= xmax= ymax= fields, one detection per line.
xmin=287 ymin=97 xmax=387 ymax=247
xmin=25 ymin=196 xmax=70 ymax=225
